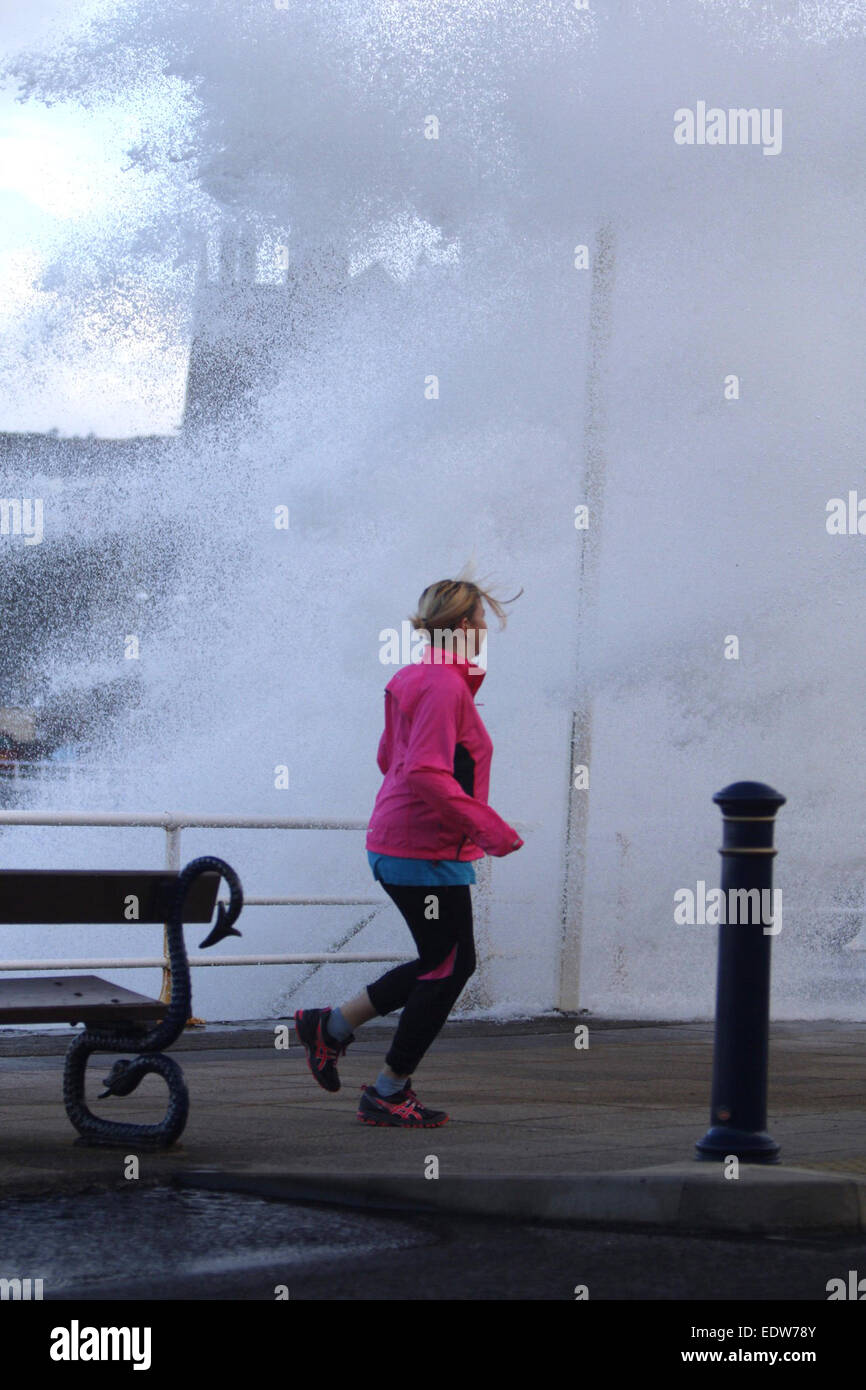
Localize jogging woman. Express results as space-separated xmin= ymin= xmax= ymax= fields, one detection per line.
xmin=294 ymin=575 xmax=524 ymax=1127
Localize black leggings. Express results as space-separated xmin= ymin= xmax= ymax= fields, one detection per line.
xmin=365 ymin=883 xmax=476 ymax=1076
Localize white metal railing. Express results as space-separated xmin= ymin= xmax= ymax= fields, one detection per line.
xmin=0 ymin=812 xmax=499 ymax=998
xmin=0 ymin=955 xmax=411 ymax=969
xmin=0 ymin=813 xmax=404 ymax=991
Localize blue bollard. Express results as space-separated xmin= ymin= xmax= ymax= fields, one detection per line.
xmin=695 ymin=781 xmax=786 ymax=1163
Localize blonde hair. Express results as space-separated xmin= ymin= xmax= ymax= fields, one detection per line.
xmin=410 ymin=565 xmax=523 ymax=639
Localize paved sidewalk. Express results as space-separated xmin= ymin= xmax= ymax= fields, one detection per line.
xmin=2 ymin=1016 xmax=866 ymax=1230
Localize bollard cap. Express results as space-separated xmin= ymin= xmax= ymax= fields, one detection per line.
xmin=713 ymin=781 xmax=786 ymax=817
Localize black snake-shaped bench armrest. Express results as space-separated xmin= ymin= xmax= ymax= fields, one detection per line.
xmin=62 ymin=856 xmax=243 ymax=1149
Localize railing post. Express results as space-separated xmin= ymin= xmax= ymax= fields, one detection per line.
xmin=695 ymin=780 xmax=786 ymax=1164
xmin=160 ymin=823 xmax=182 ymax=1004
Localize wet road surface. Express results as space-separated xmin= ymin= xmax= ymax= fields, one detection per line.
xmin=1 ymin=1185 xmax=865 ymax=1301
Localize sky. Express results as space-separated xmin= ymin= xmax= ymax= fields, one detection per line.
xmin=0 ymin=0 xmax=192 ymax=437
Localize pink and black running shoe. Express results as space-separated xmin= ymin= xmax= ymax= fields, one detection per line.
xmin=294 ymin=1007 xmax=354 ymax=1093
xmin=357 ymin=1081 xmax=449 ymax=1128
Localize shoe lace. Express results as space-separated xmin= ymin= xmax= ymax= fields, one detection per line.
xmin=391 ymin=1096 xmax=422 ymax=1119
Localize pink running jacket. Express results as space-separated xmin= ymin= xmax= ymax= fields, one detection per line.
xmin=365 ymin=645 xmax=523 ymax=862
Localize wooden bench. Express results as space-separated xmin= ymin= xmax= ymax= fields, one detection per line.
xmin=0 ymin=856 xmax=243 ymax=1149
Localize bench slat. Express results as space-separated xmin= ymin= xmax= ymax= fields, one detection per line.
xmin=0 ymin=975 xmax=165 ymax=1024
xmin=0 ymin=871 xmax=219 ymax=924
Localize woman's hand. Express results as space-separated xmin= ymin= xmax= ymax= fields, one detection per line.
xmin=490 ymin=827 xmax=523 ymax=856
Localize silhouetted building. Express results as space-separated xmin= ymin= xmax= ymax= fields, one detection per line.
xmin=0 ymin=226 xmax=365 ymax=766
xmin=182 ymin=230 xmax=347 ymax=433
